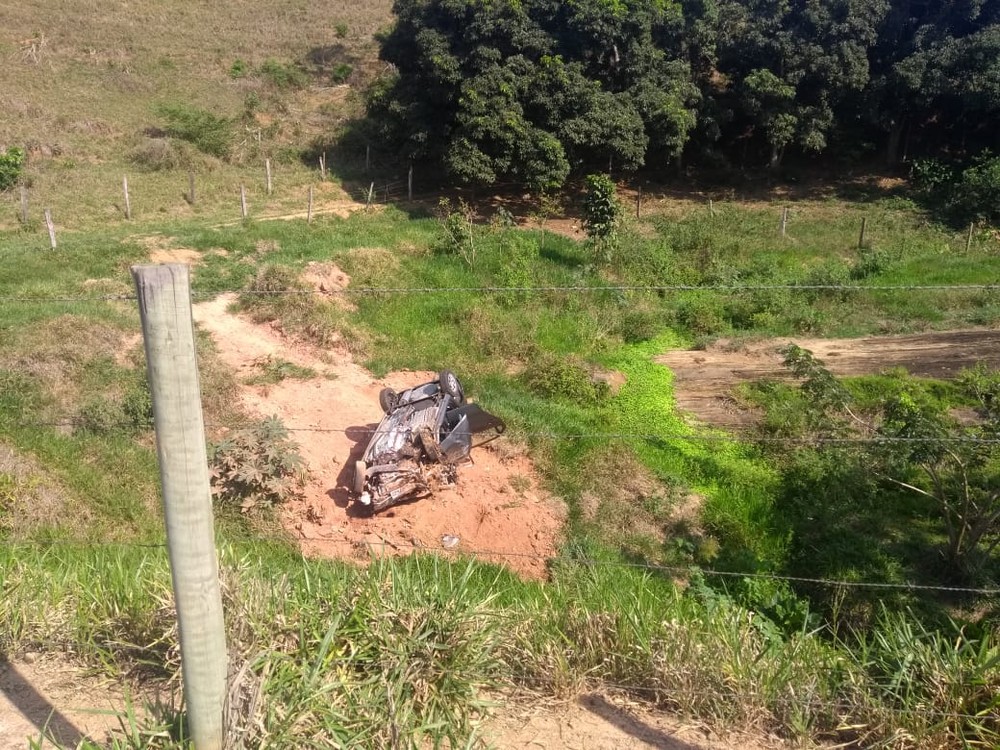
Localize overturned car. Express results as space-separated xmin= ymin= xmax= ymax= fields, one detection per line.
xmin=353 ymin=371 xmax=506 ymax=513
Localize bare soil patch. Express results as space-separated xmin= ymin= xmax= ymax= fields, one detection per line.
xmin=485 ymin=692 xmax=784 ymax=750
xmin=0 ymin=657 xmax=143 ymax=750
xmin=193 ymin=295 xmax=565 ymax=578
xmin=137 ymin=235 xmax=203 ymax=265
xmin=657 ymin=329 xmax=1000 ymax=429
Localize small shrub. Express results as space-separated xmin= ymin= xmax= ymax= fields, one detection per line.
xmin=259 ymin=58 xmax=308 ymax=89
xmin=495 ymin=235 xmax=538 ymax=306
xmin=331 ymin=63 xmax=353 ymax=84
xmin=436 ymin=199 xmax=476 ymax=266
xmin=850 ymin=246 xmax=898 ymax=280
xmin=334 ymin=22 xmax=348 ymax=38
xmin=676 ymin=294 xmax=727 ymax=336
xmin=524 ymin=353 xmax=609 ymax=404
xmin=240 ymin=265 xmax=340 ymax=347
xmin=950 ymin=154 xmax=1000 ymax=225
xmin=616 ymin=307 xmax=663 ymax=343
xmin=76 ymin=397 xmax=126 ymax=434
xmin=122 ymin=380 xmax=154 ymax=431
xmin=209 ymin=417 xmax=306 ymax=511
xmin=0 ymin=146 xmax=25 ymax=191
xmin=247 ymin=356 xmax=316 ymax=385
xmin=229 ymin=58 xmax=249 ymax=79
xmin=582 ymin=173 xmax=622 ymax=263
xmin=156 ymin=103 xmax=233 ymax=159
xmin=129 ymin=139 xmax=194 ymax=171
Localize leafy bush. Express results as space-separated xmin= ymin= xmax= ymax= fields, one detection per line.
xmin=850 ymin=245 xmax=898 ymax=280
xmin=523 ymin=353 xmax=609 ymax=404
xmin=259 ymin=58 xmax=308 ymax=89
xmin=949 ymin=154 xmax=1000 ymax=225
xmin=582 ymin=174 xmax=622 ymax=262
xmin=331 ymin=63 xmax=353 ymax=84
xmin=0 ymin=147 xmax=25 ymax=191
xmin=209 ymin=417 xmax=306 ymax=511
xmin=229 ymin=58 xmax=249 ymax=79
xmin=156 ymin=103 xmax=233 ymax=159
xmin=436 ymin=199 xmax=476 ymax=266
xmin=676 ymin=294 xmax=727 ymax=335
xmin=494 ymin=235 xmax=539 ymax=306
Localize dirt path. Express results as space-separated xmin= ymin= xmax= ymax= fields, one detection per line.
xmin=192 ymin=294 xmax=564 ymax=578
xmin=0 ymin=658 xmax=133 ymax=750
xmin=656 ymin=329 xmax=1000 ymax=429
xmin=485 ymin=693 xmax=782 ymax=750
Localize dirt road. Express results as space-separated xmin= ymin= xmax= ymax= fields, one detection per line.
xmin=656 ymin=329 xmax=1000 ymax=429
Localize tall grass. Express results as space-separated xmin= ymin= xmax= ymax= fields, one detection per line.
xmin=3 ymin=544 xmax=997 ymax=748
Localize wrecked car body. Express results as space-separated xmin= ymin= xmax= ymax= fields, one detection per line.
xmin=353 ymin=370 xmax=506 ymax=513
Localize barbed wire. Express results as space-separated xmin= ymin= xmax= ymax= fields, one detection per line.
xmin=11 ymin=418 xmax=1000 ymax=446
xmin=1 ymin=281 xmax=1000 ymax=304
xmin=5 ymin=536 xmax=998 ymax=595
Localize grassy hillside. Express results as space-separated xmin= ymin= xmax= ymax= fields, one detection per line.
xmin=0 ymin=0 xmax=393 ymax=231
xmin=1 ymin=2 xmax=1000 ymax=747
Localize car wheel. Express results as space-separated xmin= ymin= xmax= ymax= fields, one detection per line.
xmin=438 ymin=369 xmax=464 ymax=404
xmin=378 ymin=387 xmax=398 ymax=414
xmin=353 ymin=460 xmax=366 ymax=494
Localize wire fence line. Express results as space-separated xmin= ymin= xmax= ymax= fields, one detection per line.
xmin=5 ymin=537 xmax=998 ymax=596
xmin=11 ymin=418 xmax=1000 ymax=446
xmin=2 ymin=281 xmax=1000 ymax=304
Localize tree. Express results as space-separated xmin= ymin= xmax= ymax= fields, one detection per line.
xmin=776 ymin=346 xmax=1000 ymax=577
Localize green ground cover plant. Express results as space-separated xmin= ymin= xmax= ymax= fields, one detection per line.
xmin=1 ymin=195 xmax=999 ymax=748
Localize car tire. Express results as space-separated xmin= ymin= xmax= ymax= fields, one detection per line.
xmin=378 ymin=387 xmax=398 ymax=414
xmin=438 ymin=369 xmax=464 ymax=404
xmin=353 ymin=460 xmax=366 ymax=495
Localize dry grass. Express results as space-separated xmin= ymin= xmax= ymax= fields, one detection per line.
xmin=0 ymin=0 xmax=393 ymax=230
xmin=0 ymin=443 xmax=84 ymax=536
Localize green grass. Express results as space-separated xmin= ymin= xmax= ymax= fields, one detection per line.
xmin=3 ymin=542 xmax=997 ymax=749
xmin=2 ymin=192 xmax=1000 ymax=747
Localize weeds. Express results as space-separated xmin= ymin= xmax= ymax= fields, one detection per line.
xmin=209 ymin=417 xmax=306 ymax=511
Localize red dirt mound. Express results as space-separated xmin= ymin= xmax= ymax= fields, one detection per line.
xmin=193 ymin=294 xmax=565 ymax=578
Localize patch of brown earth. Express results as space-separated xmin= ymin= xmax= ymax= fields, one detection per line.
xmin=301 ymin=261 xmax=355 ymax=310
xmin=193 ymin=294 xmax=565 ymax=579
xmin=136 ymin=234 xmax=202 ymax=265
xmin=656 ymin=329 xmax=1000 ymax=429
xmin=486 ymin=692 xmax=785 ymax=750
xmin=0 ymin=658 xmax=142 ymax=750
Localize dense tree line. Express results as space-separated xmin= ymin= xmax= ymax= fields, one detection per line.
xmin=360 ymin=0 xmax=1000 ymax=189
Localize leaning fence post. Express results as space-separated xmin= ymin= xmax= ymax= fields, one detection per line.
xmin=131 ymin=264 xmax=228 ymax=750
xmin=319 ymin=153 xmax=327 ymax=181
xmin=44 ymin=209 xmax=56 ymax=249
xmin=858 ymin=217 xmax=868 ymax=249
xmin=366 ymin=182 xmax=374 ymax=211
xmin=123 ymin=175 xmax=132 ymax=220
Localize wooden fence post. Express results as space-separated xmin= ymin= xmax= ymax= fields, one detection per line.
xmin=44 ymin=209 xmax=56 ymax=249
xmin=265 ymin=159 xmax=272 ymax=195
xmin=240 ymin=185 xmax=248 ymax=220
xmin=407 ymin=164 xmax=413 ymax=201
xmin=709 ymin=198 xmax=714 ymax=216
xmin=123 ymin=175 xmax=132 ymax=220
xmin=366 ymin=182 xmax=374 ymax=211
xmin=780 ymin=206 xmax=788 ymax=237
xmin=319 ymin=153 xmax=327 ymax=181
xmin=365 ymin=145 xmax=370 ymax=172
xmin=131 ymin=264 xmax=228 ymax=750
xmin=858 ymin=217 xmax=868 ymax=249
xmin=307 ymin=185 xmax=314 ymax=224
xmin=19 ymin=186 xmax=28 ymax=224
xmin=966 ymin=222 xmax=975 ymax=253
xmin=188 ymin=172 xmax=196 ymax=205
